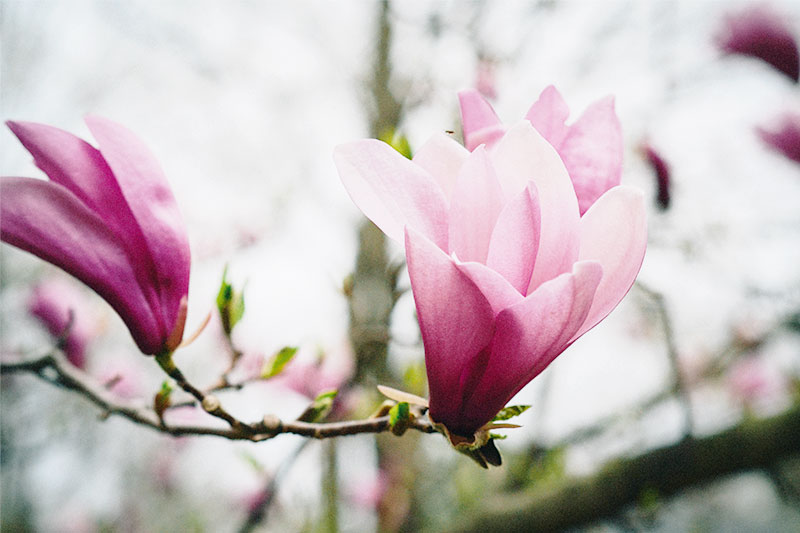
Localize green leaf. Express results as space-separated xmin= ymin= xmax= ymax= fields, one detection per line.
xmin=492 ymin=405 xmax=531 ymax=421
xmin=388 ymin=401 xmax=411 ymax=436
xmin=261 ymin=346 xmax=298 ymax=379
xmin=297 ymin=389 xmax=338 ymax=423
xmin=216 ymin=265 xmax=245 ymax=335
xmin=488 ymin=433 xmax=507 ymax=440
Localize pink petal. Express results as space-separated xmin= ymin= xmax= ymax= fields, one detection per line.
xmin=6 ymin=121 xmax=139 ymax=242
xmin=405 ymin=227 xmax=495 ymax=425
xmin=412 ymin=132 xmax=469 ymax=202
xmin=455 ymin=261 xmax=523 ymax=315
xmin=572 ymin=186 xmax=647 ymax=341
xmin=0 ymin=178 xmax=162 ymax=354
xmin=334 ymin=140 xmax=449 ymax=249
xmin=457 ymin=261 xmax=602 ymax=432
xmin=491 ymin=122 xmax=580 ymax=292
xmin=458 ymin=89 xmax=506 ymax=151
xmin=524 ymin=85 xmax=570 ymax=149
xmin=486 ymin=182 xmax=541 ymax=294
xmin=447 ymin=146 xmax=504 ymax=264
xmin=558 ymin=96 xmax=623 ymax=215
xmin=85 ymin=116 xmax=191 ymax=341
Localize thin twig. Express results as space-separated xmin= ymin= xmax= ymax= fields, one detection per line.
xmin=0 ymin=351 xmax=437 ymax=442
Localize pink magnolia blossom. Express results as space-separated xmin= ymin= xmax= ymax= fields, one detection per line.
xmin=716 ymin=4 xmax=799 ymax=82
xmin=335 ymin=98 xmax=646 ymax=441
xmin=757 ymin=111 xmax=800 ymax=164
xmin=458 ymin=86 xmax=623 ymax=215
xmin=28 ymin=278 xmax=97 ymax=368
xmin=1 ymin=118 xmax=190 ymax=355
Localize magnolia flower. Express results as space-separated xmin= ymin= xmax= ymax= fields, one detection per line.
xmin=458 ymin=86 xmax=623 ymax=215
xmin=335 ymin=98 xmax=646 ymax=443
xmin=757 ymin=111 xmax=800 ymax=164
xmin=716 ymin=4 xmax=799 ymax=83
xmin=28 ymin=278 xmax=97 ymax=368
xmin=1 ymin=118 xmax=190 ymax=355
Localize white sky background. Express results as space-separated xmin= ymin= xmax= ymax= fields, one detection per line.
xmin=2 ymin=1 xmax=800 ymax=531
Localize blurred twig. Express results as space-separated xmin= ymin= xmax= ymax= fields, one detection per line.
xmin=451 ymin=405 xmax=800 ymax=533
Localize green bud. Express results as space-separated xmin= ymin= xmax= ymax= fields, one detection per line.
xmin=216 ymin=265 xmax=245 ymax=336
xmin=154 ymin=380 xmax=174 ymax=420
xmin=388 ymin=401 xmax=411 ymax=436
xmin=297 ymin=389 xmax=338 ymax=423
xmin=378 ymin=128 xmax=413 ymax=159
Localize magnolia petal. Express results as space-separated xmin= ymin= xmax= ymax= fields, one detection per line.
xmin=486 ymin=182 xmax=541 ymax=294
xmin=559 ymin=96 xmax=623 ymax=215
xmin=524 ymin=85 xmax=570 ymax=148
xmin=412 ymin=132 xmax=469 ymax=202
xmin=85 ymin=116 xmax=191 ymax=339
xmin=6 ymin=121 xmax=139 ymax=240
xmin=0 ymin=178 xmax=162 ymax=354
xmin=456 ymin=262 xmax=602 ymax=433
xmin=334 ymin=140 xmax=449 ymax=249
xmin=455 ymin=261 xmax=523 ymax=315
xmin=405 ymin=227 xmax=495 ymax=424
xmin=572 ymin=186 xmax=647 ymax=341
xmin=448 ymin=146 xmax=504 ymax=264
xmin=491 ymin=122 xmax=580 ymax=292
xmin=458 ymin=89 xmax=505 ymax=151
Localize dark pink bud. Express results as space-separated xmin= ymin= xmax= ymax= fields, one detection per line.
xmin=28 ymin=279 xmax=95 ymax=368
xmin=643 ymin=144 xmax=672 ymax=210
xmin=716 ymin=4 xmax=800 ymax=82
xmin=757 ymin=111 xmax=800 ymax=164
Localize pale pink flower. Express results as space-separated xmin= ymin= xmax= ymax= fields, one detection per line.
xmin=757 ymin=111 xmax=800 ymax=164
xmin=28 ymin=278 xmax=96 ymax=368
xmin=716 ymin=4 xmax=799 ymax=82
xmin=458 ymin=86 xmax=623 ymax=215
xmin=474 ymin=58 xmax=498 ymax=100
xmin=1 ymin=118 xmax=190 ymax=355
xmin=335 ymin=95 xmax=646 ymax=440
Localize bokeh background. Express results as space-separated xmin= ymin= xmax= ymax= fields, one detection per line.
xmin=2 ymin=1 xmax=800 ymax=532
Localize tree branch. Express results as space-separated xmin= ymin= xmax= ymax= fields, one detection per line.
xmin=0 ymin=351 xmax=437 ymax=442
xmin=450 ymin=405 xmax=800 ymax=533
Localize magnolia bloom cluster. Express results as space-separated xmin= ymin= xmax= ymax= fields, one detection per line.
xmin=335 ymin=87 xmax=647 ymax=442
xmin=1 ymin=118 xmax=190 ymax=356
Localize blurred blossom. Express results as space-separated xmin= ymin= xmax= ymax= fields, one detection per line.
xmin=335 ymin=92 xmax=646 ymax=442
xmin=728 ymin=356 xmax=786 ymax=408
xmin=0 ymin=118 xmax=191 ymax=355
xmin=458 ymin=86 xmax=623 ymax=215
xmin=716 ymin=4 xmax=800 ymax=82
xmin=757 ymin=111 xmax=800 ymax=164
xmin=642 ymin=143 xmax=672 ymax=210
xmin=346 ymin=470 xmax=388 ymax=509
xmin=28 ymin=278 xmax=96 ymax=368
xmin=98 ymin=359 xmax=146 ymax=400
xmin=474 ymin=57 xmax=498 ymax=100
xmin=272 ymin=342 xmax=354 ymax=399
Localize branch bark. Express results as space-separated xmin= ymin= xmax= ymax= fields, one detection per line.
xmin=0 ymin=351 xmax=436 ymax=442
xmin=449 ymin=405 xmax=800 ymax=533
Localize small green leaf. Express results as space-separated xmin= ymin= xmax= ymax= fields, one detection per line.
xmin=388 ymin=401 xmax=411 ymax=436
xmin=261 ymin=346 xmax=299 ymax=379
xmin=488 ymin=433 xmax=507 ymax=440
xmin=216 ymin=265 xmax=245 ymax=335
xmin=297 ymin=389 xmax=338 ymax=423
xmin=493 ymin=405 xmax=531 ymax=422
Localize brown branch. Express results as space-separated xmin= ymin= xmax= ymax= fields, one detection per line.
xmin=449 ymin=404 xmax=800 ymax=533
xmin=0 ymin=351 xmax=437 ymax=442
